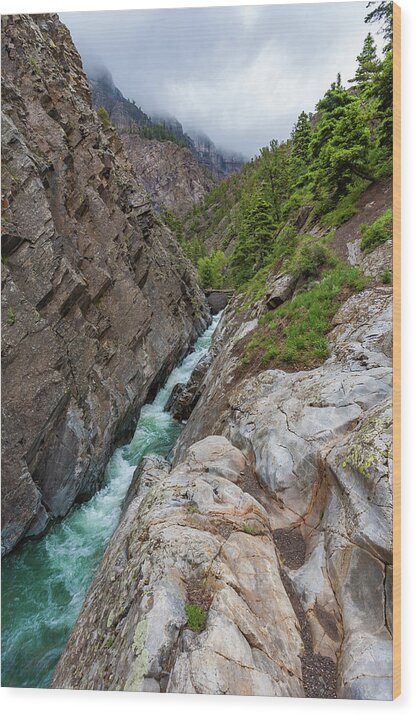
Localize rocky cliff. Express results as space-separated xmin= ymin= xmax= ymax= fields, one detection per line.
xmin=87 ymin=68 xmax=215 ymax=216
xmin=52 ymin=183 xmax=393 ymax=698
xmin=120 ymin=134 xmax=215 ymax=216
xmin=88 ymin=65 xmax=151 ymax=131
xmin=1 ymin=13 xmax=209 ymax=555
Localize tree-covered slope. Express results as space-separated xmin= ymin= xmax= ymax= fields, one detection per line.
xmin=170 ymin=3 xmax=393 ymax=299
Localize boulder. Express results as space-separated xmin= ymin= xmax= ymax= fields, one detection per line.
xmin=165 ymin=355 xmax=211 ymax=421
xmin=264 ymin=273 xmax=297 ymax=310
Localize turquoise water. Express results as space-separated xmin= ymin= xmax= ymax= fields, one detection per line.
xmin=1 ymin=313 xmax=221 ymax=688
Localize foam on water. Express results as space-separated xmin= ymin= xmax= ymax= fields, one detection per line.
xmin=1 ymin=312 xmax=222 ymax=688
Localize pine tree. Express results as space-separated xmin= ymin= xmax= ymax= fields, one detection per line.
xmin=349 ymin=33 xmax=380 ymax=92
xmin=368 ymin=50 xmax=393 ymax=148
xmin=310 ymin=82 xmax=374 ymax=200
xmin=230 ymin=196 xmax=277 ymax=286
xmin=259 ymin=141 xmax=291 ymax=221
xmin=365 ymin=1 xmax=393 ymax=53
xmin=292 ymin=111 xmax=312 ymax=163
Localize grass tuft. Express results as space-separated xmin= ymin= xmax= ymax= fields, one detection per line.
xmin=185 ymin=603 xmax=207 ymax=633
xmin=360 ymin=208 xmax=392 ymax=254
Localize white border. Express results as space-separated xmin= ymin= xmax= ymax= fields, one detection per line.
xmin=1 ymin=1 xmax=415 ymax=714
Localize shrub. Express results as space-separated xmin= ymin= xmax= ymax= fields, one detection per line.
xmin=97 ymin=106 xmax=111 ymax=128
xmin=6 ymin=307 xmax=15 ymax=326
xmin=185 ymin=603 xmax=207 ymax=632
xmin=381 ymin=270 xmax=392 ymax=284
xmin=287 ymin=239 xmax=334 ymax=281
xmin=186 ymin=503 xmax=199 ymax=514
xmin=360 ymin=208 xmax=392 ymax=253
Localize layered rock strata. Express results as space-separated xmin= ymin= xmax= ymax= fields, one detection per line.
xmin=1 ymin=13 xmax=209 ymax=554
xmin=120 ymin=134 xmax=215 ymax=216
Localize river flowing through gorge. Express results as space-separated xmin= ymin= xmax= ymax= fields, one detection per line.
xmin=1 ymin=312 xmax=222 ymax=688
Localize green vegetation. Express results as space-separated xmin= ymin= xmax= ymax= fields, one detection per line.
xmin=186 ymin=503 xmax=199 ymax=514
xmin=6 ymin=307 xmax=15 ymax=326
xmin=138 ymin=122 xmax=190 ymax=149
xmin=360 ymin=208 xmax=392 ymax=253
xmin=243 ymin=260 xmax=367 ymax=367
xmin=197 ymin=250 xmax=227 ymax=288
xmin=242 ymin=523 xmax=257 ymax=535
xmin=185 ymin=603 xmax=207 ymax=632
xmin=286 ymin=238 xmax=335 ymax=281
xmin=97 ymin=106 xmax=111 ymax=128
xmin=381 ymin=270 xmax=392 ymax=285
xmin=179 ymin=3 xmax=392 ymax=299
xmin=230 ymin=196 xmax=278 ymax=285
xmin=28 ymin=55 xmax=41 ymax=76
xmin=104 ymin=636 xmax=114 ymax=648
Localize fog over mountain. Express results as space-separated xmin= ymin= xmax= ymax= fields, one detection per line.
xmin=62 ymin=2 xmax=380 ymax=158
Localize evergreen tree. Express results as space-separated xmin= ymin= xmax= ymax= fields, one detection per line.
xmin=310 ymin=82 xmax=373 ymax=200
xmin=365 ymin=1 xmax=393 ymax=52
xmin=231 ymin=196 xmax=277 ymax=286
xmin=349 ymin=33 xmax=380 ymax=92
xmin=259 ymin=141 xmax=291 ymax=221
xmin=368 ymin=50 xmax=393 ymax=149
xmin=292 ymin=111 xmax=312 ymax=163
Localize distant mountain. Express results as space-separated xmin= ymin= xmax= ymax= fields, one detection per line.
xmin=88 ymin=65 xmax=151 ymax=131
xmin=86 ymin=66 xmax=246 ymax=179
xmin=188 ymin=130 xmax=247 ymax=178
xmin=87 ymin=66 xmax=215 ymax=215
xmin=150 ymin=113 xmax=194 ymax=151
xmin=152 ymin=118 xmax=246 ymax=179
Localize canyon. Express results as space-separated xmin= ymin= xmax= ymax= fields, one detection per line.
xmin=1 ymin=10 xmax=394 ymax=702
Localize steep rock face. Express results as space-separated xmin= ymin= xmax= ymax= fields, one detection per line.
xmin=120 ymin=134 xmax=215 ymax=216
xmin=50 ymin=161 xmax=393 ymax=697
xmin=53 ymin=436 xmax=304 ymax=696
xmin=88 ymin=66 xmax=151 ymax=131
xmin=87 ymin=68 xmax=215 ymax=215
xmin=189 ymin=131 xmax=246 ymax=179
xmin=1 ymin=14 xmax=209 ymax=555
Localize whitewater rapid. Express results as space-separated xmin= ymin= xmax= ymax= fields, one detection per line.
xmin=1 ymin=312 xmax=222 ymax=688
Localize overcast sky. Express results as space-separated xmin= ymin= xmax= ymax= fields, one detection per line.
xmin=61 ymin=2 xmax=382 ymax=158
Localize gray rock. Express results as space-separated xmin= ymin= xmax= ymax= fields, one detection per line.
xmin=1 ymin=14 xmax=209 ymax=554
xmin=52 ymin=437 xmax=304 ymax=696
xmin=264 ymin=272 xmax=297 ymax=309
xmin=165 ymin=355 xmax=211 ymax=421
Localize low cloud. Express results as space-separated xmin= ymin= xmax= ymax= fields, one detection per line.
xmin=61 ymin=3 xmax=382 ymax=158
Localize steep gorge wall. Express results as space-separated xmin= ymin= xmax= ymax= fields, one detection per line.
xmin=1 ymin=14 xmax=209 ymax=555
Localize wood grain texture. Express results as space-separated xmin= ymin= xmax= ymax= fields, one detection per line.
xmin=393 ymin=0 xmax=401 ymax=701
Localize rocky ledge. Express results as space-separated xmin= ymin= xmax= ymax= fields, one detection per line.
xmin=53 ymin=436 xmax=304 ymax=696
